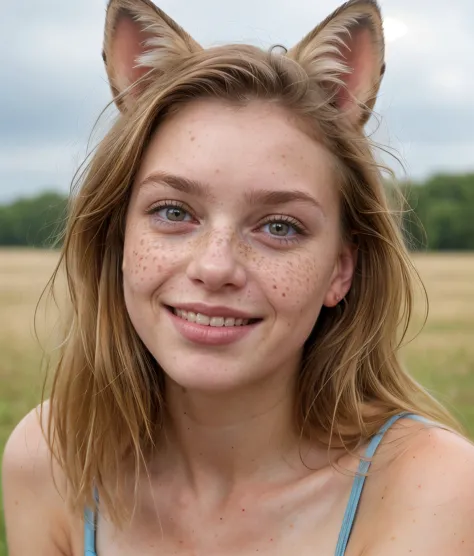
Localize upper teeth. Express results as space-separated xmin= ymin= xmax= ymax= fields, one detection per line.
xmin=173 ymin=309 xmax=249 ymax=327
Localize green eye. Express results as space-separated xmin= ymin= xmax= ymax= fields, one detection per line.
xmin=148 ymin=203 xmax=193 ymax=223
xmin=165 ymin=207 xmax=188 ymax=221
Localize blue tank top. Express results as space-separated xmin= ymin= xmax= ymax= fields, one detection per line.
xmin=84 ymin=412 xmax=429 ymax=555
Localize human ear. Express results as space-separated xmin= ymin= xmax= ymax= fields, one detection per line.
xmin=324 ymin=243 xmax=357 ymax=307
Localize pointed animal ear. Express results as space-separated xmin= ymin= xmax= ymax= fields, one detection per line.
xmin=103 ymin=0 xmax=202 ymax=111
xmin=288 ymin=0 xmax=385 ymax=127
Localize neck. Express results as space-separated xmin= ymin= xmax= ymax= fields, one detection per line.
xmin=159 ymin=370 xmax=317 ymax=500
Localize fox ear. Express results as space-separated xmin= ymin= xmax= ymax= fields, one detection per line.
xmin=103 ymin=0 xmax=201 ymax=111
xmin=288 ymin=0 xmax=385 ymax=127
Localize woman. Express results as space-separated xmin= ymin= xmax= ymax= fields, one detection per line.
xmin=3 ymin=0 xmax=474 ymax=554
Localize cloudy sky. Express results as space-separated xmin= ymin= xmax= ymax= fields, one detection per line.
xmin=1 ymin=0 xmax=473 ymax=202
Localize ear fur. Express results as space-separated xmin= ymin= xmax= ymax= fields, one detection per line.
xmin=103 ymin=0 xmax=201 ymax=111
xmin=288 ymin=0 xmax=385 ymax=126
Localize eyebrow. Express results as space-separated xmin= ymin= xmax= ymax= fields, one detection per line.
xmin=245 ymin=189 xmax=324 ymax=215
xmin=139 ymin=171 xmax=325 ymax=215
xmin=139 ymin=171 xmax=212 ymax=198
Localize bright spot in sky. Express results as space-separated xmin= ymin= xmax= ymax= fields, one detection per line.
xmin=383 ymin=17 xmax=408 ymax=42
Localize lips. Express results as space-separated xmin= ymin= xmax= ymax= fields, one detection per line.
xmin=165 ymin=304 xmax=262 ymax=346
xmin=164 ymin=300 xmax=263 ymax=326
xmin=170 ymin=307 xmax=259 ymax=327
xmin=165 ymin=302 xmax=260 ymax=320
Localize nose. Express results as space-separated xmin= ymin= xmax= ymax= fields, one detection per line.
xmin=186 ymin=228 xmax=247 ymax=292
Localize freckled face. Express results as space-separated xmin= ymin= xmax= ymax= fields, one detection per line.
xmin=123 ymin=99 xmax=352 ymax=392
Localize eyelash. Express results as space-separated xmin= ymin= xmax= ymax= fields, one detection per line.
xmin=146 ymin=200 xmax=193 ymax=225
xmin=146 ymin=201 xmax=307 ymax=244
xmin=260 ymin=215 xmax=306 ymax=244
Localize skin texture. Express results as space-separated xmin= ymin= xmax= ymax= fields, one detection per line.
xmin=3 ymin=99 xmax=474 ymax=556
xmin=123 ymin=99 xmax=354 ymax=396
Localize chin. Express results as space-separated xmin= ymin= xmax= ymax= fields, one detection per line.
xmin=158 ymin=353 xmax=261 ymax=393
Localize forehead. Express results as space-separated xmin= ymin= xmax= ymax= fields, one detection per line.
xmin=134 ymin=99 xmax=338 ymax=206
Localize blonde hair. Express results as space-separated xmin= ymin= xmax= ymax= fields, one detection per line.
xmin=43 ymin=0 xmax=459 ymax=526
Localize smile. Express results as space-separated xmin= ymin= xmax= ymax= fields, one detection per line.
xmin=171 ymin=308 xmax=259 ymax=327
xmin=165 ymin=305 xmax=263 ymax=346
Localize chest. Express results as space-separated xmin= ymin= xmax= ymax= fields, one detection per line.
xmin=72 ymin=473 xmax=366 ymax=556
xmin=95 ymin=510 xmax=347 ymax=556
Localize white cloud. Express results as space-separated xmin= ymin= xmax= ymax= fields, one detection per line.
xmin=0 ymin=144 xmax=86 ymax=175
xmin=1 ymin=0 xmax=473 ymax=201
xmin=0 ymin=144 xmax=89 ymax=202
xmin=429 ymin=68 xmax=473 ymax=103
xmin=401 ymin=142 xmax=474 ymax=179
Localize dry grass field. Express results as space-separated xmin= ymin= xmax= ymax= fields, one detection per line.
xmin=0 ymin=248 xmax=473 ymax=552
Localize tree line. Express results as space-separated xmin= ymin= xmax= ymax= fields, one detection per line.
xmin=400 ymin=173 xmax=474 ymax=251
xmin=0 ymin=172 xmax=473 ymax=250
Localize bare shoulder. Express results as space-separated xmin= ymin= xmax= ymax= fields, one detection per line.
xmin=2 ymin=401 xmax=72 ymax=555
xmin=361 ymin=418 xmax=474 ymax=555
xmin=3 ymin=402 xmax=52 ymax=482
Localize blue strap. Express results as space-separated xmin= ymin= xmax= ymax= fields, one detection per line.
xmin=334 ymin=412 xmax=429 ymax=555
xmin=84 ymin=488 xmax=98 ymax=556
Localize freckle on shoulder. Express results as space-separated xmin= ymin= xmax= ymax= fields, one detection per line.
xmin=373 ymin=418 xmax=474 ymax=491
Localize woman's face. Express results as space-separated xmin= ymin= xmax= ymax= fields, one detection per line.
xmin=123 ymin=99 xmax=355 ymax=392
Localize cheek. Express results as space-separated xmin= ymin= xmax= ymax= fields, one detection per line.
xmin=272 ymin=256 xmax=323 ymax=315
xmin=236 ymin=242 xmax=327 ymax=316
xmin=122 ymin=227 xmax=181 ymax=294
